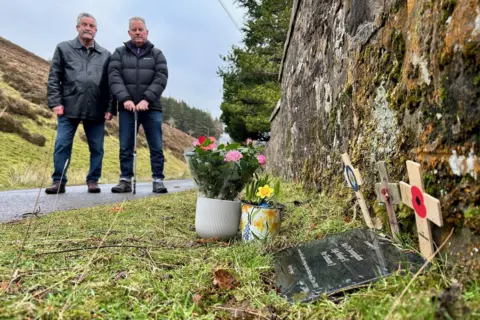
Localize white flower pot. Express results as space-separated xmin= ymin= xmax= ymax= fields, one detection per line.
xmin=195 ymin=196 xmax=241 ymax=240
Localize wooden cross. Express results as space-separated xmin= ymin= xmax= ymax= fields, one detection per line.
xmin=375 ymin=161 xmax=401 ymax=242
xmin=342 ymin=153 xmax=382 ymax=229
xmin=399 ymin=161 xmax=443 ymax=259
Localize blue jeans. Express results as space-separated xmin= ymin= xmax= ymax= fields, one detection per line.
xmin=52 ymin=116 xmax=105 ymax=184
xmin=118 ymin=110 xmax=165 ymax=180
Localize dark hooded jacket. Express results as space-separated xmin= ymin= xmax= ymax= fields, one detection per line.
xmin=47 ymin=37 xmax=115 ymax=121
xmin=108 ymin=40 xmax=168 ymax=111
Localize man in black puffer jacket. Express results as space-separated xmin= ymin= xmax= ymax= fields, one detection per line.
xmin=46 ymin=12 xmax=115 ymax=195
xmin=108 ymin=16 xmax=168 ymax=194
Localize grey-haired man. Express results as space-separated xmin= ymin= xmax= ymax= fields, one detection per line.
xmin=46 ymin=13 xmax=115 ymax=194
xmin=109 ymin=17 xmax=168 ymax=193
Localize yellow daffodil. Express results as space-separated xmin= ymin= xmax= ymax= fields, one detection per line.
xmin=256 ymin=185 xmax=274 ymax=199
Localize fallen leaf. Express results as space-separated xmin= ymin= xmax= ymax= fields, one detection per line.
xmin=213 ymin=269 xmax=239 ymax=290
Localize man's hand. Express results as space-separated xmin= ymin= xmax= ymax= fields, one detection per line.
xmin=105 ymin=112 xmax=113 ymax=121
xmin=123 ymin=100 xmax=136 ymax=111
xmin=53 ymin=105 xmax=64 ymax=116
xmin=136 ymin=100 xmax=149 ymax=111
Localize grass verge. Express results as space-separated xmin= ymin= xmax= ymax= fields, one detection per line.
xmin=0 ymin=183 xmax=478 ymax=319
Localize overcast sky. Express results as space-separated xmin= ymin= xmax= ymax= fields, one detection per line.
xmin=0 ymin=0 xmax=246 ymax=120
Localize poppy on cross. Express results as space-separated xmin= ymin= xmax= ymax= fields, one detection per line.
xmin=399 ymin=161 xmax=444 ymax=259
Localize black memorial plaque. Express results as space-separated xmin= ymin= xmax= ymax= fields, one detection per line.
xmin=273 ymin=229 xmax=424 ymax=302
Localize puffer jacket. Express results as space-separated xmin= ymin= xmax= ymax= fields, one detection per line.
xmin=108 ymin=40 xmax=168 ymax=111
xmin=47 ymin=37 xmax=115 ymax=121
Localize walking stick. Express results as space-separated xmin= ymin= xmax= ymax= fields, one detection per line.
xmin=133 ymin=110 xmax=138 ymax=194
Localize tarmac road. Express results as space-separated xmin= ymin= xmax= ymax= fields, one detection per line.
xmin=0 ymin=180 xmax=196 ymax=223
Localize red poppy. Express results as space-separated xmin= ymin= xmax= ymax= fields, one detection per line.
xmin=411 ymin=186 xmax=427 ymax=218
xmin=381 ymin=187 xmax=390 ymax=202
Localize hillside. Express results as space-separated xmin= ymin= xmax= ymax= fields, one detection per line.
xmin=0 ymin=36 xmax=195 ymax=190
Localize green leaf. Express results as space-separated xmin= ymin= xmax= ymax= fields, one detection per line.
xmin=225 ymin=143 xmax=241 ymax=150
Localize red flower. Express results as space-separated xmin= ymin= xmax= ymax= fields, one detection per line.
xmin=411 ymin=186 xmax=427 ymax=218
xmin=193 ymin=136 xmax=216 ymax=150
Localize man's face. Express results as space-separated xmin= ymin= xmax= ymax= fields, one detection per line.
xmin=76 ymin=17 xmax=97 ymax=42
xmin=128 ymin=20 xmax=148 ymax=46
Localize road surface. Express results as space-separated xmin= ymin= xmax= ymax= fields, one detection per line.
xmin=0 ymin=180 xmax=196 ymax=223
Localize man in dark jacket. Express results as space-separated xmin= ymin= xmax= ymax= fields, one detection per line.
xmin=46 ymin=13 xmax=114 ymax=194
xmin=109 ymin=17 xmax=168 ymax=194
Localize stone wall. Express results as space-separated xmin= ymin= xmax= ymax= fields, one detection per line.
xmin=267 ymin=0 xmax=480 ymax=240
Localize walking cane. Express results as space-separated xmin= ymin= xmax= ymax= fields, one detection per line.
xmin=133 ymin=110 xmax=138 ymax=194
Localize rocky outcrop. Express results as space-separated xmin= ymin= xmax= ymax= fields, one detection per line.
xmin=267 ymin=0 xmax=480 ymax=249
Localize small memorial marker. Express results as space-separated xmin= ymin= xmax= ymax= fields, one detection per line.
xmin=399 ymin=161 xmax=444 ymax=259
xmin=375 ymin=161 xmax=401 ymax=242
xmin=342 ymin=153 xmax=381 ymax=229
xmin=273 ymin=229 xmax=424 ymax=303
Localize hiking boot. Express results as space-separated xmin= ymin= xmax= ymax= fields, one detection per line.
xmin=153 ymin=181 xmax=168 ymax=194
xmin=111 ymin=180 xmax=132 ymax=193
xmin=87 ymin=181 xmax=101 ymax=193
xmin=45 ymin=181 xmax=66 ymax=194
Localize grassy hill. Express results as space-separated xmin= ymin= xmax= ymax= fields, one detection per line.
xmin=0 ymin=37 xmax=194 ymax=190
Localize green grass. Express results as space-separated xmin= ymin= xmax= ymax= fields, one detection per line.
xmin=0 ymin=183 xmax=478 ymax=319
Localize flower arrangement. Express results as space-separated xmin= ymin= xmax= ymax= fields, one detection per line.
xmin=184 ymin=136 xmax=265 ymax=201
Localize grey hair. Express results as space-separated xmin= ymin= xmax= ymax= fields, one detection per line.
xmin=77 ymin=13 xmax=97 ymax=26
xmin=129 ymin=16 xmax=147 ymax=28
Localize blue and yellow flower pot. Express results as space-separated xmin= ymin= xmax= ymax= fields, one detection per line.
xmin=240 ymin=203 xmax=282 ymax=242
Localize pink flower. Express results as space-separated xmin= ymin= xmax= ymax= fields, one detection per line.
xmin=257 ymin=154 xmax=266 ymax=165
xmin=224 ymin=150 xmax=243 ymax=162
xmin=246 ymin=138 xmax=252 ymax=144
